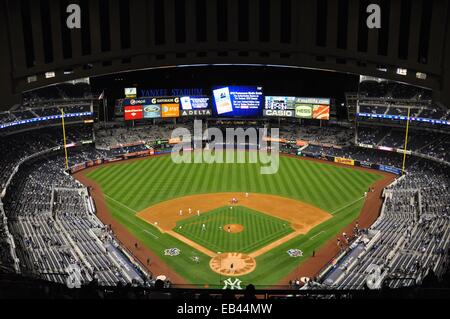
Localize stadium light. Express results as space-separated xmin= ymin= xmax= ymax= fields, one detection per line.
xmin=45 ymin=71 xmax=56 ymax=78
xmin=396 ymin=68 xmax=408 ymax=76
xmin=416 ymin=72 xmax=427 ymax=80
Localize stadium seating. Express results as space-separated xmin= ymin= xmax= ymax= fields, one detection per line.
xmin=0 ymin=119 xmax=449 ymax=290
xmin=318 ymin=160 xmax=449 ymax=289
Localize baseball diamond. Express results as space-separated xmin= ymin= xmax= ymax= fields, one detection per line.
xmin=75 ymin=152 xmax=389 ymax=287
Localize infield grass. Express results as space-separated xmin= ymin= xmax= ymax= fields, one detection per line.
xmin=174 ymin=206 xmax=294 ymax=254
xmin=83 ymin=152 xmax=384 ymax=287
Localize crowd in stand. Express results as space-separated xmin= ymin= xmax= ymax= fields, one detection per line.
xmin=0 ymin=104 xmax=92 ymax=126
xmin=0 ymin=113 xmax=449 ymax=290
xmin=0 ymin=125 xmax=93 ymax=191
xmin=1 ymin=151 xmax=148 ymax=286
xmin=277 ymin=124 xmax=354 ymax=146
xmin=356 ymin=126 xmax=449 ymax=162
xmin=315 ymin=159 xmax=450 ymax=289
xmin=357 ymin=80 xmax=450 ymax=122
xmin=21 ymin=83 xmax=94 ymax=107
xmin=95 ymin=122 xmax=194 ymax=150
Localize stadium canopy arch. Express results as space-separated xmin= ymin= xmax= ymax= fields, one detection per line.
xmin=1 ymin=0 xmax=450 ymax=109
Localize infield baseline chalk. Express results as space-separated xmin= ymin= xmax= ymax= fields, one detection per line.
xmin=331 ymin=196 xmax=365 ymax=215
xmin=309 ymin=231 xmax=325 ymax=240
xmin=104 ymin=194 xmax=159 ymax=239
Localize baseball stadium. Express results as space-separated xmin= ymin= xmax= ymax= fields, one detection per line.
xmin=0 ymin=0 xmax=450 ymax=301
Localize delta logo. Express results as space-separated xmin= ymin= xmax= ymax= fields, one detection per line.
xmin=124 ymin=106 xmax=143 ymax=120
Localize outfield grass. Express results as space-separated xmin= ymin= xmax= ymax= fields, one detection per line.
xmin=84 ymin=153 xmax=383 ymax=287
xmin=174 ymin=206 xmax=294 ymax=254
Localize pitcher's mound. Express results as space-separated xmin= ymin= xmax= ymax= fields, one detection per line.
xmin=223 ymin=224 xmax=244 ymax=233
xmin=210 ymin=252 xmax=256 ymax=276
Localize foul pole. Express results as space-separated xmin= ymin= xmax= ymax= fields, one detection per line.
xmin=401 ymin=107 xmax=411 ymax=175
xmin=60 ymin=108 xmax=69 ymax=171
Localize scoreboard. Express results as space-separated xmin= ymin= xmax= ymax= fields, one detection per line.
xmin=264 ymin=96 xmax=331 ymax=120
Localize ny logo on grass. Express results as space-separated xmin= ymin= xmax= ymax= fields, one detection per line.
xmin=170 ymin=120 xmax=280 ymax=175
xmin=223 ymin=278 xmax=242 ymax=290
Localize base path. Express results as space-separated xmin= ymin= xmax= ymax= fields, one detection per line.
xmin=136 ymin=192 xmax=332 ymax=260
xmin=136 ymin=192 xmax=332 ymax=234
xmin=165 ymin=230 xmax=216 ymax=257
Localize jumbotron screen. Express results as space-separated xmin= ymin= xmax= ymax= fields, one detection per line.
xmin=212 ymin=86 xmax=263 ymax=117
xmin=180 ymin=96 xmax=210 ymax=110
xmin=264 ymin=96 xmax=331 ymax=120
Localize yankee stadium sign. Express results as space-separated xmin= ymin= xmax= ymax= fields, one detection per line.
xmin=140 ymin=88 xmax=204 ymax=97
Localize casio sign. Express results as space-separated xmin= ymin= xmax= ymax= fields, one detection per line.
xmin=264 ymin=109 xmax=294 ymax=117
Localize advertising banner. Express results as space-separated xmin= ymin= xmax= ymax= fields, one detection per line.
xmin=263 ymin=137 xmax=287 ymax=143
xmin=265 ymin=96 xmax=330 ymax=120
xmin=265 ymin=96 xmax=296 ymax=110
xmin=169 ymin=138 xmax=183 ymax=144
xmin=70 ymin=163 xmax=86 ymax=174
xmin=334 ymin=157 xmax=355 ymax=166
xmin=143 ymin=104 xmax=161 ymax=118
xmin=123 ymin=98 xmax=149 ymax=106
xmin=379 ymin=165 xmax=402 ymax=175
xmin=359 ymin=161 xmax=373 ymax=169
xmin=296 ymin=140 xmax=309 ymax=147
xmin=263 ymin=109 xmax=295 ymax=118
xmin=123 ymin=150 xmax=152 ymax=159
xmin=295 ymin=97 xmax=330 ymax=105
xmin=124 ymin=88 xmax=137 ymax=98
xmin=312 ymin=105 xmax=330 ymax=120
xmin=124 ymin=106 xmax=144 ymax=120
xmin=180 ymin=109 xmax=212 ymax=117
xmin=378 ymin=146 xmax=395 ymax=152
xmin=295 ymin=105 xmax=313 ymax=119
xmin=358 ymin=143 xmax=374 ymax=149
xmin=396 ymin=148 xmax=412 ymax=155
xmin=161 ymin=104 xmax=180 ymax=118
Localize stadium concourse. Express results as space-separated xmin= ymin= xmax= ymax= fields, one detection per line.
xmin=1 ymin=109 xmax=449 ymax=294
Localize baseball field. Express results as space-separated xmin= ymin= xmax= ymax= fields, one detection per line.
xmin=75 ymin=152 xmax=392 ymax=288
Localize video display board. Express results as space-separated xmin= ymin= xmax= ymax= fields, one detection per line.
xmin=264 ymin=96 xmax=330 ymax=120
xmin=180 ymin=96 xmax=210 ymax=110
xmin=212 ymin=86 xmax=263 ymax=117
xmin=124 ymin=88 xmax=137 ymax=98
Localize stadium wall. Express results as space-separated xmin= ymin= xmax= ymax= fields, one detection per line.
xmin=1 ymin=0 xmax=450 ymax=108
